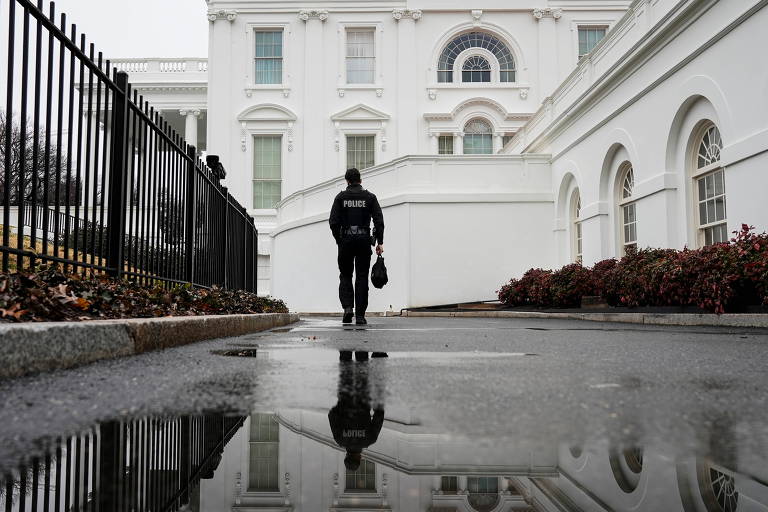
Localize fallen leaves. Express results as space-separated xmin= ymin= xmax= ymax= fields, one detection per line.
xmin=0 ymin=265 xmax=288 ymax=323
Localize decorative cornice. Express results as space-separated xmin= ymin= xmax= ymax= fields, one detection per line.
xmin=392 ymin=8 xmax=422 ymax=21
xmin=298 ymin=9 xmax=328 ymax=21
xmin=532 ymin=7 xmax=562 ymax=20
xmin=207 ymin=9 xmax=237 ymax=22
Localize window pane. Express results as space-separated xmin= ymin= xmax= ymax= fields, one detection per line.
xmin=699 ymin=202 xmax=707 ymax=225
xmin=346 ymin=29 xmax=375 ymax=84
xmin=255 ymin=30 xmax=283 ymax=84
xmin=253 ymin=136 xmax=282 ymax=208
xmin=464 ymin=134 xmax=493 ymax=154
xmin=248 ymin=413 xmax=279 ymax=492
xmin=347 ymin=135 xmax=376 ymax=170
xmin=346 ymin=459 xmax=376 ymax=492
xmin=438 ymin=135 xmax=454 ymax=155
xmin=578 ymin=27 xmax=607 ymax=58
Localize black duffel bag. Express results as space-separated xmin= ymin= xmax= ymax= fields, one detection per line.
xmin=371 ymin=255 xmax=388 ymax=289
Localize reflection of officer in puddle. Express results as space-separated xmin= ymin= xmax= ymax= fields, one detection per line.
xmin=328 ymin=350 xmax=387 ymax=470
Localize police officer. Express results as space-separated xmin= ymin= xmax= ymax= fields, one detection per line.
xmin=328 ymin=351 xmax=386 ymax=472
xmin=329 ymin=168 xmax=384 ymax=325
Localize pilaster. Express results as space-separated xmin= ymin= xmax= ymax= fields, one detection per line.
xmin=533 ymin=8 xmax=562 ymax=100
xmin=300 ymin=9 xmax=328 ymax=182
xmin=394 ymin=8 xmax=422 ymax=156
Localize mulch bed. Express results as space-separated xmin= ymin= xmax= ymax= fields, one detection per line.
xmin=0 ymin=266 xmax=288 ymax=323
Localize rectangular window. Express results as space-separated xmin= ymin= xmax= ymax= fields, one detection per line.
xmin=467 ymin=477 xmax=499 ymax=494
xmin=438 ymin=135 xmax=454 ymax=155
xmin=248 ymin=414 xmax=279 ymax=492
xmin=576 ymin=222 xmax=583 ymax=263
xmin=578 ymin=26 xmax=607 ymax=60
xmin=253 ymin=135 xmax=282 ymax=209
xmin=346 ymin=29 xmax=375 ymax=84
xmin=255 ymin=30 xmax=283 ymax=84
xmin=441 ymin=476 xmax=459 ymax=494
xmin=346 ymin=135 xmax=375 ymax=170
xmin=622 ymin=202 xmax=637 ymax=252
xmin=346 ymin=459 xmax=376 ymax=492
xmin=463 ymin=134 xmax=493 ymax=155
xmin=697 ymin=169 xmax=728 ymax=245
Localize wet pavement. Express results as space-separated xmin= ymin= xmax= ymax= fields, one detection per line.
xmin=1 ymin=316 xmax=768 ymax=511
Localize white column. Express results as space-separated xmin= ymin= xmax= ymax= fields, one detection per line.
xmin=533 ymin=8 xmax=562 ymax=100
xmin=493 ymin=132 xmax=503 ymax=153
xmin=393 ymin=9 xmax=422 ymax=156
xmin=454 ymin=132 xmax=464 ymax=155
xmin=206 ymin=11 xmax=236 ymax=172
xmin=429 ymin=133 xmax=439 ymax=154
xmin=300 ymin=10 xmax=328 ymax=182
xmin=180 ymin=109 xmax=200 ymax=149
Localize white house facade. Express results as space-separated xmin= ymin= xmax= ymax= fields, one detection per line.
xmin=127 ymin=0 xmax=768 ymax=310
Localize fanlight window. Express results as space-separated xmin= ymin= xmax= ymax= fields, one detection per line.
xmin=437 ymin=31 xmax=515 ymax=83
xmin=463 ymin=119 xmax=493 ymax=155
xmin=462 ymin=55 xmax=491 ymax=82
xmin=693 ymin=124 xmax=727 ymax=246
xmin=619 ymin=165 xmax=637 ymax=253
xmin=697 ymin=125 xmax=723 ymax=169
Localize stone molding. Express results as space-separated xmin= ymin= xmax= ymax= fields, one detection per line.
xmin=207 ymin=9 xmax=237 ymax=22
xmin=298 ymin=9 xmax=329 ymax=21
xmin=532 ymin=7 xmax=563 ymax=20
xmin=179 ymin=109 xmax=202 ymax=117
xmin=392 ymin=8 xmax=422 ymax=21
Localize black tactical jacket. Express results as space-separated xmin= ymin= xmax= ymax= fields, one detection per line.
xmin=329 ymin=184 xmax=385 ymax=244
xmin=328 ymin=406 xmax=385 ymax=452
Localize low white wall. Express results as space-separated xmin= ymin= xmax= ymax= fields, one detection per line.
xmin=271 ymin=155 xmax=554 ymax=312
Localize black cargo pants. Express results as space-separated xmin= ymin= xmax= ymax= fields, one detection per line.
xmin=337 ymin=237 xmax=372 ymax=315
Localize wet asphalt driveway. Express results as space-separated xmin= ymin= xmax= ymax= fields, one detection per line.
xmin=2 ymin=315 xmax=768 ymax=475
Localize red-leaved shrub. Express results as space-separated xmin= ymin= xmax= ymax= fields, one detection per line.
xmin=496 ymin=225 xmax=768 ymax=313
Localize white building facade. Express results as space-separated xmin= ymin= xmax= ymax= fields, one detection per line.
xmin=188 ymin=0 xmax=767 ymax=310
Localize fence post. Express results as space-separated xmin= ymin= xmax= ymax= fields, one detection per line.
xmin=241 ymin=206 xmax=248 ymax=291
xmin=222 ymin=187 xmax=229 ymax=289
xmin=252 ymin=218 xmax=258 ymax=293
xmin=106 ymin=72 xmax=129 ymax=278
xmin=184 ymin=146 xmax=196 ymax=284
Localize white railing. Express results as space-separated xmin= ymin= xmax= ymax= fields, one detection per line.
xmin=112 ymin=58 xmax=208 ymax=74
xmin=274 ymin=154 xmax=553 ymax=230
xmin=506 ymin=0 xmax=681 ymax=153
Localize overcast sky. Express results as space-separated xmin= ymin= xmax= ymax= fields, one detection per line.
xmin=55 ymin=0 xmax=209 ymax=58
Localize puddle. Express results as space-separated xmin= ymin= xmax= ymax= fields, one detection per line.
xmin=2 ymin=408 xmax=766 ymax=511
xmin=270 ymin=328 xmax=293 ymax=333
xmin=211 ymin=348 xmax=259 ymax=357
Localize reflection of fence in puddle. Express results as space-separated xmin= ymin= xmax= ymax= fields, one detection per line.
xmin=0 ymin=414 xmax=244 ymax=511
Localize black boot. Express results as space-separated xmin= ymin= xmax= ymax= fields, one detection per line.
xmin=342 ymin=307 xmax=354 ymax=324
xmin=355 ymin=316 xmax=367 ymax=325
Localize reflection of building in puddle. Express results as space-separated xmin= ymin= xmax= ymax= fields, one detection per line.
xmin=200 ymin=412 xmax=768 ymax=512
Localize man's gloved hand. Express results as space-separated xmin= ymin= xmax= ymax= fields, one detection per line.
xmin=375 ymin=244 xmax=384 ymax=256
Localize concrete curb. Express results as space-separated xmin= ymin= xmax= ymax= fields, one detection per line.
xmin=0 ymin=313 xmax=299 ymax=380
xmin=401 ymin=310 xmax=768 ymax=328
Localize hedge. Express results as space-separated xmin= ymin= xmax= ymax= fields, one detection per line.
xmin=497 ymin=225 xmax=768 ymax=314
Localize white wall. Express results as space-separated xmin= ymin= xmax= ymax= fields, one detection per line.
xmin=271 ymin=155 xmax=553 ymax=312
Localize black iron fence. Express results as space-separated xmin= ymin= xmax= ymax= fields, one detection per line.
xmin=1 ymin=0 xmax=258 ymax=292
xmin=0 ymin=414 xmax=245 ymax=511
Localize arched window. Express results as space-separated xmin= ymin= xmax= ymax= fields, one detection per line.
xmin=463 ymin=119 xmax=493 ymax=154
xmin=572 ymin=190 xmax=582 ymax=263
xmin=692 ymin=124 xmax=727 ymax=246
xmin=618 ymin=163 xmax=637 ymax=254
xmin=462 ymin=55 xmax=491 ymax=82
xmin=437 ymin=31 xmax=516 ymax=83
xmin=467 ymin=476 xmax=500 ymax=511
